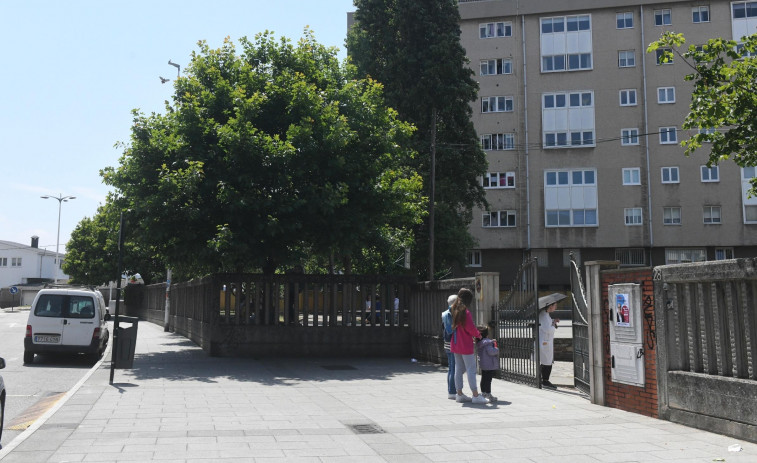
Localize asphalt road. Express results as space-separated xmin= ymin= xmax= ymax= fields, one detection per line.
xmin=0 ymin=308 xmax=104 ymax=448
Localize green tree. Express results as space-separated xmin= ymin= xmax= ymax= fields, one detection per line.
xmin=648 ymin=32 xmax=757 ymax=195
xmin=100 ymin=30 xmax=425 ymax=278
xmin=63 ymin=201 xmax=165 ymax=285
xmin=347 ymin=0 xmax=488 ymax=280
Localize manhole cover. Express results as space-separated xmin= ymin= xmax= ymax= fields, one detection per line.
xmin=321 ymin=365 xmax=356 ymax=370
xmin=348 ymin=423 xmax=385 ymax=434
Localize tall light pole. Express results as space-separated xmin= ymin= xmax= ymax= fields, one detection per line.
xmin=41 ymin=194 xmax=76 ymax=284
xmin=160 ymin=60 xmax=181 ymax=84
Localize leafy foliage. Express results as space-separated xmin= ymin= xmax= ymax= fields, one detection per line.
xmin=97 ymin=30 xmax=424 ymax=278
xmin=347 ymin=0 xmax=488 ymax=278
xmin=648 ymin=32 xmax=757 ymax=195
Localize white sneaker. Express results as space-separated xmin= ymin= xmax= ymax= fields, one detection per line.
xmin=472 ymin=394 xmax=489 ymax=404
xmin=483 ymin=393 xmax=498 ymax=402
xmin=455 ymin=393 xmax=472 ymax=403
xmin=448 ymin=393 xmax=457 ymax=400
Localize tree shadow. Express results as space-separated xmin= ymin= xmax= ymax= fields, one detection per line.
xmin=112 ymin=330 xmax=447 ymax=386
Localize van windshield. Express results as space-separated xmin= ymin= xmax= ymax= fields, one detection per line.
xmin=34 ymin=295 xmax=96 ymax=319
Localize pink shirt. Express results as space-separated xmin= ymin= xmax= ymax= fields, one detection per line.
xmin=450 ymin=309 xmax=481 ymax=355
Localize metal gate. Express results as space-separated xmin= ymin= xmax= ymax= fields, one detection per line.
xmin=492 ymin=257 xmax=540 ymax=387
xmin=569 ymin=253 xmax=591 ymax=395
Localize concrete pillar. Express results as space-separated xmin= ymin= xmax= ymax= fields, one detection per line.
xmin=473 ymin=272 xmax=499 ymax=327
xmin=584 ymin=260 xmax=619 ymax=405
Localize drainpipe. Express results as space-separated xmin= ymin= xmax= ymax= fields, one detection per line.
xmin=641 ymin=5 xmax=655 ymax=266
xmin=522 ymin=13 xmax=531 ymax=252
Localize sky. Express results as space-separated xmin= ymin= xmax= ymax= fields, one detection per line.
xmin=0 ymin=0 xmax=356 ymax=255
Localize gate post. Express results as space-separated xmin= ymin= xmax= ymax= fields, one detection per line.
xmin=473 ymin=272 xmax=499 ymax=327
xmin=584 ymin=260 xmax=619 ymax=405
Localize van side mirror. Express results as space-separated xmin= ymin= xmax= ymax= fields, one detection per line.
xmin=0 ymin=357 xmax=6 ymax=369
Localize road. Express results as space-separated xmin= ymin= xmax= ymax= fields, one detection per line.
xmin=0 ymin=308 xmax=104 ymax=448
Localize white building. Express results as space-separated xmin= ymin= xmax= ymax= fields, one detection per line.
xmin=0 ymin=236 xmax=70 ymax=296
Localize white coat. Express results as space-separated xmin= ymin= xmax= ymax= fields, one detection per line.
xmin=538 ymin=309 xmax=556 ymax=365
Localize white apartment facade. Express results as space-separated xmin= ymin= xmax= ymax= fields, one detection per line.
xmin=0 ymin=237 xmax=70 ymax=289
xmin=456 ymin=0 xmax=757 ymax=287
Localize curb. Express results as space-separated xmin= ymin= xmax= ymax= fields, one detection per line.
xmin=0 ymin=343 xmax=112 ymax=460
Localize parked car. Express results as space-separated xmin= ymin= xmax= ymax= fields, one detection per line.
xmin=1 ymin=356 xmax=6 ymax=447
xmin=24 ymin=288 xmax=110 ymax=364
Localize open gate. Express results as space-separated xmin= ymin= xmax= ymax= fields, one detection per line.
xmin=492 ymin=257 xmax=540 ymax=387
xmin=569 ymin=253 xmax=591 ymax=395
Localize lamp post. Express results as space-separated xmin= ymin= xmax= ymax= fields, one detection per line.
xmin=40 ymin=194 xmax=75 ymax=284
xmin=160 ymin=60 xmax=181 ymax=84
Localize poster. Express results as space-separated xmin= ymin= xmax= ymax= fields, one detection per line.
xmin=615 ymin=293 xmax=631 ymax=327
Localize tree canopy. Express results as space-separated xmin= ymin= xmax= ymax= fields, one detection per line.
xmin=648 ymin=32 xmax=757 ymax=195
xmin=93 ymin=29 xmax=424 ymax=279
xmin=347 ymin=0 xmax=488 ymax=279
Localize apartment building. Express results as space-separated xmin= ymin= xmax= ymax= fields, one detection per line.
xmin=456 ymin=0 xmax=757 ymax=287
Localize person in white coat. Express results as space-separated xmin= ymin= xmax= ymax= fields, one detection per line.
xmin=538 ymin=293 xmax=566 ymax=389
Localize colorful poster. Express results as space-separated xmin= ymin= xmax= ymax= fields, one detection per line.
xmin=615 ymin=293 xmax=631 ymax=327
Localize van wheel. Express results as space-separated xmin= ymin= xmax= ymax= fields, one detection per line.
xmin=23 ymin=351 xmax=34 ymax=364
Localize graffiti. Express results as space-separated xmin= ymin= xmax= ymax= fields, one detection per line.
xmin=643 ymin=294 xmax=656 ymax=350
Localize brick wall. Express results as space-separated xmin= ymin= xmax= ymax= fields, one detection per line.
xmin=601 ymin=268 xmax=658 ymax=418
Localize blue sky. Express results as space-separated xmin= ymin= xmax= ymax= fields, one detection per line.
xmin=0 ymin=0 xmax=355 ymax=254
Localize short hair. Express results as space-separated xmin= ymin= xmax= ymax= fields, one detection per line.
xmin=477 ymin=325 xmax=489 ymax=339
xmin=447 ymin=294 xmax=457 ymax=306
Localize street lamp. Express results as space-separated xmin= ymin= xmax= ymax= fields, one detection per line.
xmin=160 ymin=59 xmax=181 ymax=84
xmin=40 ymin=194 xmax=76 ymax=284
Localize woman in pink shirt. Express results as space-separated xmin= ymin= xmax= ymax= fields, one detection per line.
xmin=450 ymin=288 xmax=488 ymax=404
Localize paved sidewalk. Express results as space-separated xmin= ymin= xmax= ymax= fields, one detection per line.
xmin=1 ymin=321 xmax=755 ymax=462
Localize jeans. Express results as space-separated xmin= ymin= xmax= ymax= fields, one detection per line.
xmin=454 ymin=353 xmax=478 ymax=394
xmin=446 ymin=351 xmax=456 ymax=394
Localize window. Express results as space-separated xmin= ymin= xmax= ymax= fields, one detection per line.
xmin=656 ymin=48 xmax=674 ymax=65
xmin=482 ymin=210 xmax=517 ymax=228
xmin=0 ymin=257 xmax=6 ymax=267
xmin=619 ymin=89 xmax=637 ymax=106
xmin=623 ymin=168 xmax=641 ymax=185
xmin=540 ymin=15 xmax=593 ymax=73
xmin=480 ymin=58 xmax=513 ymax=75
xmin=663 ymin=207 xmax=682 ymax=225
xmin=624 ymin=208 xmax=643 ymax=225
xmin=617 ymin=12 xmax=633 ymax=29
xmin=733 ymin=2 xmax=757 ymax=19
xmin=621 ymin=128 xmax=639 ymax=146
xmin=481 ymin=133 xmax=515 ymax=151
xmin=615 ymin=248 xmax=646 ymax=266
xmin=618 ymin=50 xmax=636 ymax=67
xmin=658 ymin=87 xmax=675 ymax=103
xmin=715 ymin=248 xmax=734 ymax=260
xmin=743 ymin=167 xmax=757 ymax=223
xmin=11 ymin=257 xmax=22 ymax=267
xmin=466 ymin=250 xmax=482 ymax=267
xmin=482 ymin=171 xmax=516 ymax=188
xmin=659 ymin=127 xmax=678 ymax=144
xmin=544 ymin=169 xmax=598 ymax=227
xmin=482 ymin=96 xmax=513 ymax=113
xmin=655 ymin=9 xmax=672 ymax=26
xmin=666 ymin=249 xmax=706 ymax=264
xmin=542 ymin=91 xmax=595 ymax=148
xmin=480 ymin=22 xmax=512 ymax=38
xmin=661 ymin=167 xmax=680 ymax=183
xmin=693 ymin=6 xmax=710 ymax=23
xmin=701 ymin=165 xmax=719 ymax=182
xmin=703 ymin=206 xmax=722 ymax=224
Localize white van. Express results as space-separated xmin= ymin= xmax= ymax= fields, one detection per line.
xmin=24 ymin=288 xmax=110 ymax=364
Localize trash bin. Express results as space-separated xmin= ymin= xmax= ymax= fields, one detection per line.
xmin=114 ymin=316 xmax=138 ymax=369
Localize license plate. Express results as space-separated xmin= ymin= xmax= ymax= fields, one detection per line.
xmin=34 ymin=335 xmax=60 ymax=343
